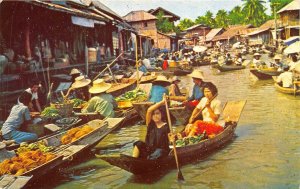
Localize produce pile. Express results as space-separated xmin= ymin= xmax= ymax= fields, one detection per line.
xmin=71 ymin=98 xmax=87 ymax=108
xmin=61 ymin=125 xmax=94 ymax=145
xmin=0 ymin=149 xmax=57 ymax=176
xmin=41 ymin=107 xmax=59 ymax=118
xmin=17 ymin=141 xmax=54 ymax=154
xmin=115 ymin=88 xmax=147 ymax=102
xmin=175 ymin=132 xmax=207 ymax=147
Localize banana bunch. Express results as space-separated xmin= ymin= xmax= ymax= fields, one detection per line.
xmin=17 ymin=141 xmax=54 ymax=154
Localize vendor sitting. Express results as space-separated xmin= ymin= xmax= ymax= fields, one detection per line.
xmin=276 ymin=66 xmax=293 ymax=88
xmin=271 ymin=55 xmax=285 ymax=71
xmin=149 ymin=75 xmax=171 ymax=103
xmin=1 ymin=92 xmax=38 ymax=145
xmin=71 ymin=75 xmax=91 ymax=101
xmin=184 ymin=70 xmax=206 ymax=110
xmin=69 ymin=68 xmax=81 ymax=83
xmin=138 ymin=60 xmax=148 ymax=75
xmin=184 ymin=82 xmax=223 ymax=137
xmin=81 ymin=79 xmax=117 ymax=118
xmin=234 ymin=52 xmax=243 ymax=66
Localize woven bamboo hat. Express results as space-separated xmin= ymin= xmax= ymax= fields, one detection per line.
xmin=254 ymin=53 xmax=261 ymax=56
xmin=69 ymin=68 xmax=81 ymax=75
xmin=89 ymin=79 xmax=112 ymax=94
xmin=153 ymin=75 xmax=171 ymax=86
xmin=71 ymin=75 xmax=91 ymax=89
xmin=273 ymin=54 xmax=282 ymax=60
xmin=188 ymin=70 xmax=204 ymax=80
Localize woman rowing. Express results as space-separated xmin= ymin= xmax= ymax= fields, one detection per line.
xmin=184 ymin=82 xmax=223 ymax=137
xmin=132 ymin=97 xmax=170 ymax=160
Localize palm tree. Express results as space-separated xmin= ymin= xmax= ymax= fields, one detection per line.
xmin=204 ymin=11 xmax=215 ymax=27
xmin=269 ymin=0 xmax=293 ymax=19
xmin=178 ymin=18 xmax=194 ymax=30
xmin=215 ymin=10 xmax=229 ymax=27
xmin=242 ymin=0 xmax=268 ymax=27
xmin=228 ymin=6 xmax=245 ymax=25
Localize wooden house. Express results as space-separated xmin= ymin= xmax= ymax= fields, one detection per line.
xmin=148 ymin=7 xmax=180 ymax=22
xmin=184 ymin=24 xmax=211 ymax=40
xmin=205 ymin=28 xmax=225 ymax=46
xmin=277 ymin=0 xmax=300 ymax=39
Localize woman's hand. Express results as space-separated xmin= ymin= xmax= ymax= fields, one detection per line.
xmin=205 ymin=100 xmax=211 ymax=108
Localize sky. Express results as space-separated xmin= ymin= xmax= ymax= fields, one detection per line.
xmin=101 ymin=0 xmax=271 ymax=21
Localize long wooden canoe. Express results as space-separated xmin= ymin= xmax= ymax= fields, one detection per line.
xmin=107 ymin=78 xmax=137 ymax=97
xmin=250 ymin=69 xmax=282 ymax=80
xmin=274 ymin=83 xmax=300 ymax=95
xmin=98 ymin=122 xmax=237 ymax=175
xmin=140 ymin=75 xmax=157 ymax=84
xmin=173 ymin=68 xmax=193 ymax=76
xmin=0 ymin=175 xmax=32 ymax=189
xmin=213 ymin=64 xmax=246 ymax=72
xmin=98 ymin=100 xmax=246 ymax=175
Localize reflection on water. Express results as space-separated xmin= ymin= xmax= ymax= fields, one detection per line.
xmin=44 ymin=65 xmax=299 ymax=189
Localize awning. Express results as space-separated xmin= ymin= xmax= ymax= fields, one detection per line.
xmin=24 ymin=0 xmax=108 ymax=22
xmin=72 ymin=16 xmax=94 ymax=28
xmin=246 ymin=28 xmax=270 ymax=36
xmin=285 ymin=25 xmax=300 ymax=29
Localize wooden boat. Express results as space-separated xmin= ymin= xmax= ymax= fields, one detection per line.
xmin=140 ymin=75 xmax=157 ymax=84
xmin=169 ymin=106 xmax=192 ymax=125
xmin=98 ymin=100 xmax=246 ymax=175
xmin=250 ymin=68 xmax=282 ymax=80
xmin=0 ymin=175 xmax=32 ymax=189
xmin=274 ymin=83 xmax=300 ymax=95
xmin=212 ymin=64 xmax=246 ymax=72
xmin=173 ymin=68 xmax=193 ymax=76
xmin=107 ymin=78 xmax=137 ymax=97
xmin=131 ymin=101 xmax=154 ymax=121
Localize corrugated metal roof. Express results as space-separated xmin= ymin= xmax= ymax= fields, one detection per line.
xmin=205 ymin=28 xmax=224 ymax=41
xmin=123 ymin=10 xmax=157 ymax=22
xmin=148 ymin=7 xmax=180 ymax=21
xmin=278 ymin=0 xmax=300 ymax=13
xmin=24 ymin=0 xmax=108 ymax=22
xmin=91 ymin=0 xmax=123 ymax=21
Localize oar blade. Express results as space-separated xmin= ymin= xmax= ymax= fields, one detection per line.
xmin=177 ymin=170 xmax=185 ymax=181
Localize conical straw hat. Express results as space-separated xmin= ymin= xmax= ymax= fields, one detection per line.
xmin=89 ymin=79 xmax=112 ymax=94
xmin=153 ymin=75 xmax=171 ymax=86
xmin=71 ymin=75 xmax=91 ymax=89
xmin=188 ymin=70 xmax=204 ymax=80
xmin=69 ymin=68 xmax=81 ymax=75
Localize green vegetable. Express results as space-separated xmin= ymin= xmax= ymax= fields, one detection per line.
xmin=115 ymin=89 xmax=147 ymax=102
xmin=41 ymin=107 xmax=59 ymax=118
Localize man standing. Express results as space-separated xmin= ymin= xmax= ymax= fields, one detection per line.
xmin=25 ymin=80 xmax=42 ymax=112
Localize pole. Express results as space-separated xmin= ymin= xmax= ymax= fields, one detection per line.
xmin=139 ymin=36 xmax=143 ymax=59
xmin=135 ymin=36 xmax=140 ymax=88
xmin=274 ymin=4 xmax=277 ymax=47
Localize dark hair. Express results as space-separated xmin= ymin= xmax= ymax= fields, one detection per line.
xmin=292 ymin=55 xmax=297 ymax=62
xmin=19 ymin=91 xmax=32 ymax=105
xmin=29 ymin=79 xmax=39 ymax=87
xmin=151 ymin=106 xmax=167 ymax=123
xmin=283 ymin=66 xmax=289 ymax=71
xmin=204 ymin=82 xmax=218 ymax=96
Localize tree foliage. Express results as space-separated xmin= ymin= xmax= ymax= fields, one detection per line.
xmin=156 ymin=10 xmax=175 ymax=33
xmin=228 ymin=6 xmax=245 ymax=25
xmin=177 ymin=18 xmax=194 ymax=30
xmin=215 ymin=9 xmax=229 ymax=27
xmin=242 ymin=0 xmax=268 ymax=27
xmin=269 ymin=0 xmax=293 ymax=19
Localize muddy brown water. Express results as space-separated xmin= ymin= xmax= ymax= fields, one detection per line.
xmin=34 ymin=58 xmax=300 ymax=189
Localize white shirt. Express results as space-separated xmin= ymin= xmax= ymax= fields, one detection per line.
xmin=277 ymin=72 xmax=293 ymax=88
xmin=25 ymin=88 xmax=38 ymax=100
xmin=196 ymin=97 xmax=221 ymax=123
xmin=142 ymin=59 xmax=152 ymax=69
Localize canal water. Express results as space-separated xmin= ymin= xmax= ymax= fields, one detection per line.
xmin=40 ymin=60 xmax=300 ymax=189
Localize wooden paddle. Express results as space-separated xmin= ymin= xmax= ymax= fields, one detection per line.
xmin=164 ymin=94 xmax=184 ymax=181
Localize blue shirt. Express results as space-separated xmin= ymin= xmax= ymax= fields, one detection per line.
xmin=149 ymin=85 xmax=169 ymax=103
xmin=1 ymin=102 xmax=31 ymax=135
xmin=188 ymin=84 xmax=204 ymax=101
xmin=139 ymin=65 xmax=148 ymax=74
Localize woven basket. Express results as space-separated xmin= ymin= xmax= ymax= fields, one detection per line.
xmin=51 ymin=103 xmax=73 ymax=117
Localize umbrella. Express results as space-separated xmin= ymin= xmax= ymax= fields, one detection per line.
xmin=193 ymin=46 xmax=207 ymax=53
xmin=284 ymin=41 xmax=300 ymax=54
xmin=232 ymin=42 xmax=241 ymax=49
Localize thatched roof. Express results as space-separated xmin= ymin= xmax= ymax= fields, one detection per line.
xmin=148 ymin=7 xmax=180 ymax=21
xmin=123 ymin=10 xmax=157 ymax=22
xmin=246 ymin=19 xmax=283 ymax=36
xmin=185 ymin=24 xmax=210 ymax=31
xmin=278 ymin=0 xmax=300 ymax=14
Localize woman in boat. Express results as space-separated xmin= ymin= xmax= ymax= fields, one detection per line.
xmin=184 ymin=70 xmax=206 ymax=110
xmin=169 ymin=76 xmax=182 ymax=97
xmin=1 ymin=92 xmax=38 ymax=145
xmin=224 ymin=53 xmax=232 ymax=65
xmin=132 ymin=97 xmax=170 ymax=160
xmin=70 ymin=75 xmax=91 ymax=101
xmin=138 ymin=60 xmax=148 ymax=75
xmin=185 ymin=82 xmax=223 ymax=137
xmin=81 ymin=79 xmax=117 ymax=118
xmin=234 ymin=52 xmax=243 ymax=66
xmin=69 ymin=68 xmax=81 ymax=83
xmin=271 ymin=55 xmax=285 ymax=71
xmin=149 ymin=75 xmax=171 ymax=103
